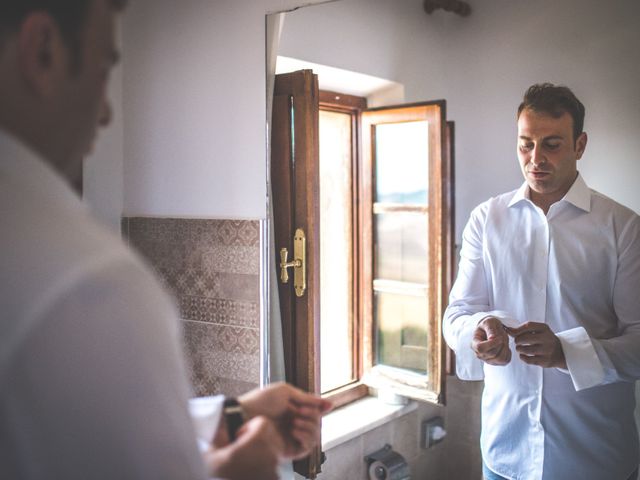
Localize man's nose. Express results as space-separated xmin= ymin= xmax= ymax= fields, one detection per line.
xmin=99 ymin=99 xmax=112 ymax=128
xmin=531 ymin=145 xmax=546 ymax=167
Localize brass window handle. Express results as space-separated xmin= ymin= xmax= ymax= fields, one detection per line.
xmin=279 ymin=248 xmax=301 ymax=283
xmin=279 ymin=228 xmax=306 ymax=297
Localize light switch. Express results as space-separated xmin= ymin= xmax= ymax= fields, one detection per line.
xmin=421 ymin=416 xmax=446 ymax=449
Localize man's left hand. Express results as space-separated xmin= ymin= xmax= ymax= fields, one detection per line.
xmin=238 ymin=382 xmax=333 ymax=460
xmin=505 ymin=322 xmax=567 ymax=369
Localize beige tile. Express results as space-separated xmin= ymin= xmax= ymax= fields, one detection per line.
xmin=390 ymin=409 xmax=420 ymax=462
xmin=443 ymin=440 xmax=481 ymax=480
xmin=412 ymin=448 xmax=447 ymax=480
xmin=317 ymin=436 xmax=365 ymax=480
xmin=445 ymin=390 xmax=482 ymax=445
xmin=362 ymin=422 xmax=393 ymax=459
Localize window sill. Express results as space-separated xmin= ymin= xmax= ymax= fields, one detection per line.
xmin=322 ymin=395 xmax=417 ymax=451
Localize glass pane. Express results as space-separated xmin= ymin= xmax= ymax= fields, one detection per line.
xmin=319 ymin=110 xmax=354 ymax=393
xmin=375 ymin=121 xmax=429 ymax=204
xmin=374 ymin=290 xmax=429 ymax=374
xmin=374 ymin=212 xmax=428 ymax=284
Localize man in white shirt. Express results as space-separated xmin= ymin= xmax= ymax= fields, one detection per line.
xmin=0 ymin=1 xmax=330 ymax=479
xmin=443 ymin=83 xmax=640 ymax=480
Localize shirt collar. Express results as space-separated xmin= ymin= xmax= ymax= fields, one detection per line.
xmin=561 ymin=173 xmax=591 ymax=212
xmin=508 ymin=181 xmax=530 ymax=208
xmin=507 ymin=173 xmax=591 ymax=212
xmin=0 ymin=129 xmax=86 ymax=215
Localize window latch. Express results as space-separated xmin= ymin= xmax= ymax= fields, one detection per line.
xmin=279 ymin=228 xmax=306 ymax=297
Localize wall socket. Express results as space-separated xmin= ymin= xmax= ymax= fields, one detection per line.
xmin=421 ymin=416 xmax=446 ymax=449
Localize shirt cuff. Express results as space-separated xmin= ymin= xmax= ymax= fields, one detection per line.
xmin=188 ymin=395 xmax=225 ymax=452
xmin=452 ymin=312 xmax=488 ymax=380
xmin=556 ymin=327 xmax=605 ymax=391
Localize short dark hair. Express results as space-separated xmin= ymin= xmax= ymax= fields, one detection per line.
xmin=0 ymin=0 xmax=126 ymax=68
xmin=517 ymin=83 xmax=585 ymax=143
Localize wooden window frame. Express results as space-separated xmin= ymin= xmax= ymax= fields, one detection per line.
xmin=360 ymin=101 xmax=448 ymax=403
xmin=318 ymin=90 xmax=370 ymax=408
xmin=318 ymin=94 xmax=455 ymax=407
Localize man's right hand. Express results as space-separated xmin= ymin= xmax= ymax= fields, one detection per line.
xmin=205 ymin=416 xmax=284 ymax=480
xmin=472 ymin=317 xmax=512 ymax=366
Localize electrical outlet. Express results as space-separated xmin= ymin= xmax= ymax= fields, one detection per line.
xmin=421 ymin=416 xmax=446 ymax=449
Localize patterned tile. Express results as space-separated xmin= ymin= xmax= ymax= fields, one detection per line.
xmin=213 ymin=220 xmax=260 ymax=247
xmin=123 ymin=216 xmax=262 ymax=398
xmin=190 ymin=375 xmax=258 ymax=398
xmin=184 ymin=319 xmax=259 ymax=355
xmin=214 ymin=272 xmax=260 ymax=303
xmin=202 ymin=245 xmax=260 ymax=275
xmin=179 ymin=296 xmax=259 ymax=328
xmin=183 ymin=320 xmax=260 ymax=396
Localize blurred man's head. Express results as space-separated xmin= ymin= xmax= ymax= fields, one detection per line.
xmin=0 ymin=0 xmax=126 ymax=184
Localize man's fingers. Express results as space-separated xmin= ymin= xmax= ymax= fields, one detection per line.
xmin=515 ymin=344 xmax=546 ymax=355
xmin=475 ymin=336 xmax=504 ymax=353
xmin=506 ymin=321 xmax=549 ymax=337
xmin=485 ymin=347 xmax=511 ymax=365
xmin=288 ymin=387 xmax=333 ymax=413
xmin=292 ymin=416 xmax=319 ymax=433
xmin=513 ymin=332 xmax=546 ymax=346
xmin=476 ymin=340 xmax=511 ymax=365
xmin=290 ymin=405 xmax=323 ymax=421
xmin=519 ymin=353 xmax=550 ymax=367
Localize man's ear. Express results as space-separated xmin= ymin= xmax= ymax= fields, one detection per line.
xmin=17 ymin=12 xmax=68 ymax=98
xmin=575 ymin=131 xmax=587 ymax=160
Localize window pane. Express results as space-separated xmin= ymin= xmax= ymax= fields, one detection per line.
xmin=319 ymin=110 xmax=354 ymax=393
xmin=375 ymin=121 xmax=429 ymax=204
xmin=374 ymin=212 xmax=428 ymax=284
xmin=374 ymin=289 xmax=429 ymax=374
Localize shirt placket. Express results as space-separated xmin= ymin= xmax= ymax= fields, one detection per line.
xmin=531 ymin=209 xmax=550 ymax=479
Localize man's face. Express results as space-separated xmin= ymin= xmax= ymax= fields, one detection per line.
xmin=517 ymin=108 xmax=587 ymax=208
xmin=57 ymin=0 xmax=119 ymax=180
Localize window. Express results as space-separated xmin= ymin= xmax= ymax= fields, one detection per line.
xmin=271 ymin=70 xmax=454 ymax=477
xmin=319 ymin=93 xmax=454 ymax=406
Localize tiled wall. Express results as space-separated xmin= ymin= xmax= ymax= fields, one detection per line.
xmin=122 ymin=217 xmax=261 ymax=398
xmin=310 ymin=377 xmax=483 ymax=480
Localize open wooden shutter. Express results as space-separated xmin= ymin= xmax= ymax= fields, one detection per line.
xmin=270 ymin=69 xmax=323 ymax=478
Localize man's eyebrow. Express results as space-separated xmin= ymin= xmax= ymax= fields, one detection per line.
xmin=518 ymin=135 xmax=564 ymax=141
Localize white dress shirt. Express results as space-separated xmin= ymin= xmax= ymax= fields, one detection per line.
xmin=443 ymin=174 xmax=640 ymax=480
xmin=0 ymin=130 xmax=219 ymax=479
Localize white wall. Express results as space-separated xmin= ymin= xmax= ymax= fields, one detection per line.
xmin=84 ymin=0 xmax=333 ymax=225
xmin=278 ymin=0 xmax=640 ymax=240
xmin=83 ymin=48 xmax=124 ymax=231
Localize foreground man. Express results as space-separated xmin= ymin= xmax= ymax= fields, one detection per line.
xmin=444 ymin=83 xmax=640 ymax=480
xmin=0 ymin=1 xmax=330 ymax=479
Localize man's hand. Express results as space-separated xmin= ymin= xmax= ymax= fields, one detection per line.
xmin=505 ymin=322 xmax=567 ymax=369
xmin=472 ymin=317 xmax=512 ymax=366
xmin=205 ymin=416 xmax=284 ymax=480
xmin=239 ymin=382 xmax=333 ymax=460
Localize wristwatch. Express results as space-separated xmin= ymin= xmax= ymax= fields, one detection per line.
xmin=222 ymin=397 xmax=245 ymax=441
